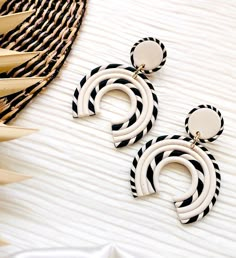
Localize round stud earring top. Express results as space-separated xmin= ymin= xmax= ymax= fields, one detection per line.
xmin=185 ymin=105 xmax=224 ymax=143
xmin=130 ymin=37 xmax=167 ymax=74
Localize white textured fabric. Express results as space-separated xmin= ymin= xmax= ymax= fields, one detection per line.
xmin=12 ymin=245 xmax=136 ymax=258
xmin=0 ymin=0 xmax=235 ymax=257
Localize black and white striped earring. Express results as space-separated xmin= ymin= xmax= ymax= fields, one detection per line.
xmin=72 ymin=37 xmax=167 ymax=148
xmin=130 ymin=105 xmax=224 ymax=224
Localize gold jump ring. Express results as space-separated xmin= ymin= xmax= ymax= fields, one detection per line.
xmin=132 ymin=64 xmax=145 ymax=79
xmin=190 ymin=131 xmax=201 ymax=149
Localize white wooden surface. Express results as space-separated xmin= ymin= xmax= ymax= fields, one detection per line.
xmin=0 ymin=0 xmax=236 ymax=257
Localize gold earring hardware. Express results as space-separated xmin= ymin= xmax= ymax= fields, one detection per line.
xmin=132 ymin=64 xmax=145 ymax=79
xmin=190 ymin=131 xmax=201 ymax=149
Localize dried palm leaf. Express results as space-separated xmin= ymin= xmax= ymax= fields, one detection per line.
xmin=0 ymin=238 xmax=9 ymax=246
xmin=0 ymin=168 xmax=31 ymax=184
xmin=0 ymin=48 xmax=39 ymax=73
xmin=0 ymin=10 xmax=34 ymax=34
xmin=0 ymin=124 xmax=37 ymax=141
xmin=0 ymin=77 xmax=45 ymax=97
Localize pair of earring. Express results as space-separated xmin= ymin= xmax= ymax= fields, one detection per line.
xmin=72 ymin=37 xmax=224 ymax=224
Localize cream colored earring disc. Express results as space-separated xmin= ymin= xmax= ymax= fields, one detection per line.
xmin=133 ymin=40 xmax=163 ymax=70
xmin=188 ymin=108 xmax=221 ymax=140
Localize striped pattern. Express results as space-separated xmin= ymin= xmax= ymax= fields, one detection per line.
xmin=0 ymin=0 xmax=86 ymax=123
xmin=130 ymin=135 xmax=221 ymax=224
xmin=130 ymin=37 xmax=167 ymax=74
xmin=185 ymin=104 xmax=224 ymax=143
xmin=72 ymin=64 xmax=158 ymax=148
xmin=148 ymin=150 xmax=205 ymax=207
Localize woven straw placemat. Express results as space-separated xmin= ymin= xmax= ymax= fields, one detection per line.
xmin=0 ymin=0 xmax=87 ymax=123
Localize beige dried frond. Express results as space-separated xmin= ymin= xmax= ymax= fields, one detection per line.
xmin=0 ymin=125 xmax=37 ymax=142
xmin=0 ymin=238 xmax=9 ymax=246
xmin=0 ymin=169 xmax=31 ymax=185
xmin=0 ymin=48 xmax=39 ymax=73
xmin=0 ymin=77 xmax=45 ymax=97
xmin=0 ymin=10 xmax=34 ymax=34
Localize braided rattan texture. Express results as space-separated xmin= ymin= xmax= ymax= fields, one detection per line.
xmin=0 ymin=0 xmax=87 ymax=123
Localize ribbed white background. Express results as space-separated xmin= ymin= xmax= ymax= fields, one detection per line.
xmin=0 ymin=0 xmax=235 ymax=257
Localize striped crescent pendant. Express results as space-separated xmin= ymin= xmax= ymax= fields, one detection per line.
xmin=130 ymin=105 xmax=224 ymax=224
xmin=72 ymin=37 xmax=167 ymax=147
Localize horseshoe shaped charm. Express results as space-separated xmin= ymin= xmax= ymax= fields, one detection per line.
xmin=72 ymin=37 xmax=167 ymax=147
xmin=130 ymin=105 xmax=224 ymax=224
